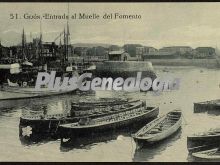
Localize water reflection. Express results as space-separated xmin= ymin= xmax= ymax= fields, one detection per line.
xmin=0 ymin=99 xmax=30 ymax=110
xmin=1 ymin=66 xmax=220 ymax=161
xmin=19 ymin=132 xmax=57 ymax=146
xmin=206 ymin=110 xmax=220 ymax=116
xmin=60 ymin=132 xmax=130 ymax=151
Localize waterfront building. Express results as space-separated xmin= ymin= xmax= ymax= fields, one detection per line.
xmin=142 ymin=46 xmax=193 ymax=59
xmin=108 ymin=50 xmax=129 ymax=61
xmin=73 ymin=47 xmax=88 ymax=58
xmin=194 ymin=47 xmax=216 ymax=58
xmin=143 ymin=51 xmax=179 ymax=59
xmin=136 ymin=46 xmax=158 ymax=60
xmin=159 ymin=46 xmax=193 ymax=54
xmin=87 ymin=46 xmax=108 ymax=57
xmin=73 ymin=46 xmax=108 ymax=62
xmin=124 ymin=44 xmax=142 ymax=57
xmin=136 ymin=46 xmax=157 ymax=55
xmin=109 ymin=45 xmax=121 ymax=51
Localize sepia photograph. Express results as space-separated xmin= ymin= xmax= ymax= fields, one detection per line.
xmin=0 ymin=2 xmax=220 ymax=162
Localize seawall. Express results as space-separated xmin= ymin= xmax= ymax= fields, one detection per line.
xmin=95 ymin=61 xmax=154 ymax=72
xmin=147 ymin=59 xmax=220 ymax=68
xmin=93 ymin=61 xmax=156 ymax=79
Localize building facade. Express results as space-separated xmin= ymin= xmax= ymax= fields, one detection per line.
xmin=194 ymin=47 xmax=216 ymax=58
xmin=159 ymin=46 xmax=193 ymax=54
xmin=136 ymin=46 xmax=158 ymax=60
xmin=124 ymin=44 xmax=142 ymax=57
xmin=107 ymin=50 xmax=139 ymax=61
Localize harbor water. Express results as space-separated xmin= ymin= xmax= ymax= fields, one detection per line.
xmin=1 ymin=66 xmax=220 ymax=162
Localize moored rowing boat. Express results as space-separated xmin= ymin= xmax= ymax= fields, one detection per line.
xmin=187 ymin=128 xmax=220 ymax=153
xmin=58 ymin=105 xmax=159 ymax=139
xmin=0 ymin=85 xmax=75 ymax=101
xmin=194 ymin=99 xmax=220 ymax=113
xmin=19 ymin=100 xmax=146 ymax=136
xmin=192 ymin=148 xmax=220 ymax=160
xmin=132 ymin=110 xmax=182 ymax=144
xmin=71 ymin=98 xmax=130 ymax=109
xmin=71 ymin=100 xmax=143 ymax=117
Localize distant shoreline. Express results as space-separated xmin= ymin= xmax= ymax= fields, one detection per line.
xmin=144 ymin=58 xmax=220 ymax=69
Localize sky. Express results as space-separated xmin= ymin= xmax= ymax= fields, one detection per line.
xmin=1 ymin=3 xmax=220 ymax=48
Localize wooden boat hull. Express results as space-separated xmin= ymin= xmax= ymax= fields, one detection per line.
xmin=19 ymin=101 xmax=145 ymax=136
xmin=71 ymin=100 xmax=144 ymax=116
xmin=59 ymin=107 xmax=159 ymax=139
xmin=133 ymin=110 xmax=182 ymax=144
xmin=192 ymin=148 xmax=220 ymax=160
xmin=0 ymin=87 xmax=76 ymax=101
xmin=188 ymin=144 xmax=220 ymax=155
xmin=71 ymin=98 xmax=131 ymax=110
xmin=187 ymin=134 xmax=220 ymax=153
xmin=134 ymin=120 xmax=182 ymax=144
xmin=19 ymin=117 xmax=78 ymax=138
xmin=194 ymin=99 xmax=220 ymax=113
xmin=0 ymin=98 xmax=31 ymax=110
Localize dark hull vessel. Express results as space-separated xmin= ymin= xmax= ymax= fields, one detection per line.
xmin=58 ymin=106 xmax=159 ymax=139
xmin=194 ymin=99 xmax=220 ymax=113
xmin=71 ymin=100 xmax=143 ymax=117
xmin=71 ymin=98 xmax=132 ymax=111
xmin=19 ymin=100 xmax=145 ymax=137
xmin=71 ymin=99 xmax=140 ymax=113
xmin=19 ymin=119 xmax=74 ymax=140
xmin=187 ymin=129 xmax=220 ymax=153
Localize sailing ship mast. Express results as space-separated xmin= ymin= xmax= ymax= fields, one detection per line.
xmin=63 ymin=28 xmax=66 ymax=67
xmin=38 ymin=20 xmax=44 ymax=67
xmin=62 ymin=3 xmax=71 ymax=69
xmin=22 ymin=28 xmax=26 ymax=60
xmin=66 ymin=3 xmax=70 ymax=62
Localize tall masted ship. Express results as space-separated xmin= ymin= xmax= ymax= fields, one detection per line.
xmin=0 ymin=22 xmax=80 ymax=101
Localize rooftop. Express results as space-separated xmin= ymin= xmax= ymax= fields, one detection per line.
xmin=161 ymin=46 xmax=192 ymax=49
xmin=108 ymin=50 xmax=125 ymax=55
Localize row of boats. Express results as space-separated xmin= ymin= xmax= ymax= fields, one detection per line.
xmin=186 ymin=99 xmax=220 ymax=160
xmin=20 ymin=97 xmax=183 ymax=148
xmin=19 ymin=97 xmax=220 ymax=160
